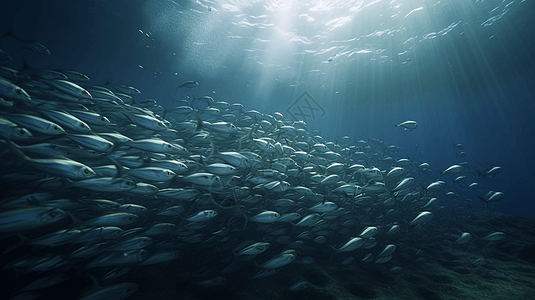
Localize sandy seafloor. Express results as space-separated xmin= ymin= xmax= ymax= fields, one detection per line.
xmin=123 ymin=212 xmax=535 ymax=300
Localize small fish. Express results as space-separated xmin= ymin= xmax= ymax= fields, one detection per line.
xmin=377 ymin=244 xmax=396 ymax=257
xmin=288 ymin=281 xmax=309 ymax=292
xmin=259 ymin=253 xmax=295 ymax=269
xmin=393 ymin=177 xmax=414 ymax=191
xmin=359 ymin=226 xmax=378 ymax=238
xmin=187 ymin=210 xmax=217 ymax=222
xmin=0 ymin=78 xmax=31 ymax=103
xmin=0 ymin=207 xmax=67 ymax=233
xmin=177 ymin=81 xmax=199 ymax=90
xmin=410 ymin=211 xmax=433 ymax=225
xmin=234 ymin=242 xmax=270 ymax=256
xmin=395 ymin=120 xmax=418 ymax=130
xmin=4 ymin=113 xmax=65 ymax=136
xmin=333 ymin=237 xmax=364 ymax=253
xmin=481 ymin=232 xmax=507 ymax=241
xmin=250 ymin=211 xmax=280 ymax=223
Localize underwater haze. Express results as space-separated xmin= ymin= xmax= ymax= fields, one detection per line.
xmin=1 ymin=1 xmax=535 ymax=300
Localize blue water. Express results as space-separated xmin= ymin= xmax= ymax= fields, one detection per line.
xmin=1 ymin=0 xmax=534 ymax=217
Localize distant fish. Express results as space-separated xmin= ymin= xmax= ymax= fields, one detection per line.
xmin=452 ymin=232 xmax=472 ymax=253
xmin=395 ymin=120 xmax=418 ymax=130
xmin=441 ymin=165 xmax=463 ymax=178
xmin=477 ymin=166 xmax=502 ymax=178
xmin=176 ymin=81 xmax=199 ymax=90
xmin=288 ymin=281 xmax=309 ymax=292
xmin=410 ymin=211 xmax=433 ymax=226
xmin=481 ymin=232 xmax=507 ymax=242
xmin=477 ymin=191 xmax=504 ymax=211
xmin=1 ymin=28 xmax=50 ymax=55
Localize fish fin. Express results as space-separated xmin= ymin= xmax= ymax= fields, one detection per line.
xmin=107 ymin=157 xmax=125 ymax=179
xmin=195 ymin=113 xmax=203 ymax=132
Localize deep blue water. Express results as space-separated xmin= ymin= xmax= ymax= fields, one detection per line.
xmin=1 ymin=0 xmax=534 ymax=217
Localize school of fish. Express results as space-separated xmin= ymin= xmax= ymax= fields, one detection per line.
xmin=0 ymin=36 xmax=507 ymax=300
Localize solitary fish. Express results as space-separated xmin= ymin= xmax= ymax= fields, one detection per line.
xmin=395 ymin=120 xmax=418 ymax=130
xmin=176 ymin=81 xmax=199 ymax=90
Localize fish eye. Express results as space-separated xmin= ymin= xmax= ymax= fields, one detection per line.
xmin=53 ymin=126 xmax=61 ymax=131
xmin=166 ymin=145 xmax=172 ymax=148
xmin=15 ymin=88 xmax=22 ymax=95
xmin=84 ymin=169 xmax=90 ymax=174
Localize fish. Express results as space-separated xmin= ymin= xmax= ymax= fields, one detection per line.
xmin=392 ymin=177 xmax=414 ymax=191
xmin=452 ymin=232 xmax=472 ymax=253
xmin=477 ymin=191 xmax=505 ymax=210
xmin=3 ymin=29 xmax=51 ymax=55
xmin=477 ymin=166 xmax=502 ymax=178
xmin=332 ymin=237 xmax=364 ymax=253
xmin=410 ymin=211 xmax=433 ymax=225
xmin=481 ymin=232 xmax=507 ymax=241
xmin=0 ymin=206 xmax=68 ymax=233
xmin=441 ymin=164 xmax=463 ymax=176
xmin=258 ymin=253 xmax=295 ymax=269
xmin=0 ymin=78 xmax=32 ymax=102
xmin=177 ymin=81 xmax=199 ymax=90
xmin=395 ymin=120 xmax=418 ymax=130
